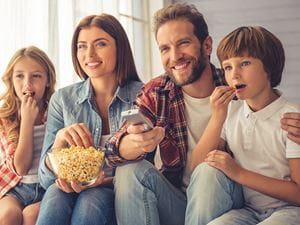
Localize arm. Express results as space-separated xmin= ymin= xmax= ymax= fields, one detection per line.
xmin=106 ymin=85 xmax=165 ymax=166
xmin=190 ymin=86 xmax=235 ymax=171
xmin=14 ymin=95 xmax=39 ymax=175
xmin=206 ymin=151 xmax=300 ymax=205
xmin=281 ymin=112 xmax=300 ymax=145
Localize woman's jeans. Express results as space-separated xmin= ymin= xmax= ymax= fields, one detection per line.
xmin=36 ymin=183 xmax=116 ymax=225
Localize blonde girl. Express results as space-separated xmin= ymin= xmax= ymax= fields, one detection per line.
xmin=0 ymin=46 xmax=56 ymax=225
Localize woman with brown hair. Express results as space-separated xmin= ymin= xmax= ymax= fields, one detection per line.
xmin=36 ymin=14 xmax=142 ymax=225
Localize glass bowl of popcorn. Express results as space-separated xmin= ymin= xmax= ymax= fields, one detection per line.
xmin=47 ymin=145 xmax=105 ymax=186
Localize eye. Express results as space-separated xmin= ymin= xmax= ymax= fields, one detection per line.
xmin=223 ymin=65 xmax=232 ymax=71
xmin=241 ymin=61 xmax=251 ymax=67
xmin=14 ymin=73 xmax=24 ymax=79
xmin=32 ymin=73 xmax=43 ymax=78
xmin=77 ymin=43 xmax=87 ymax=50
xmin=159 ymin=46 xmax=169 ymax=54
xmin=95 ymin=41 xmax=107 ymax=48
xmin=178 ymin=40 xmax=190 ymax=46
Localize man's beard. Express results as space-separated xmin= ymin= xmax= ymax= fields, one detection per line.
xmin=167 ymin=49 xmax=207 ymax=87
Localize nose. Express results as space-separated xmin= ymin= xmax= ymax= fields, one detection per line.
xmin=170 ymin=47 xmax=183 ymax=62
xmin=24 ymin=77 xmax=33 ymax=89
xmin=230 ymin=67 xmax=241 ymax=80
xmin=87 ymin=45 xmax=95 ymax=57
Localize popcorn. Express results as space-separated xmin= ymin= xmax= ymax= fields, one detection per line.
xmin=49 ymin=146 xmax=105 ymax=183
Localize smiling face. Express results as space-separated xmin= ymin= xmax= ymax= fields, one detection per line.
xmin=12 ymin=56 xmax=49 ymax=104
xmin=77 ymin=26 xmax=117 ymax=80
xmin=156 ymin=19 xmax=210 ymax=86
xmin=222 ymin=55 xmax=274 ymax=104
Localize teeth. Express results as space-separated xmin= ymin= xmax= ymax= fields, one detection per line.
xmin=23 ymin=91 xmax=35 ymax=96
xmin=174 ymin=63 xmax=188 ymax=70
xmin=87 ymin=62 xmax=100 ymax=67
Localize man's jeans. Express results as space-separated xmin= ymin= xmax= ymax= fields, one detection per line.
xmin=185 ymin=162 xmax=244 ymax=225
xmin=36 ymin=183 xmax=116 ymax=225
xmin=114 ymin=160 xmax=187 ymax=225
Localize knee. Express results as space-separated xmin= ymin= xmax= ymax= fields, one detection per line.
xmin=0 ymin=207 xmax=22 ymax=225
xmin=115 ymin=160 xmax=153 ymax=184
xmin=22 ymin=202 xmax=40 ymax=225
xmin=190 ymin=162 xmax=226 ymax=185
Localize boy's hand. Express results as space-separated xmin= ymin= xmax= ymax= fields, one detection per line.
xmin=20 ymin=94 xmax=39 ymax=124
xmin=205 ymin=150 xmax=242 ymax=180
xmin=281 ymin=112 xmax=300 ymax=145
xmin=210 ymin=86 xmax=235 ymax=120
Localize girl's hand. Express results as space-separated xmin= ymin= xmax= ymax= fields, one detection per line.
xmin=55 ymin=171 xmax=107 ymax=193
xmin=210 ymin=86 xmax=235 ymax=120
xmin=53 ymin=123 xmax=94 ymax=148
xmin=20 ymin=94 xmax=39 ymax=124
xmin=205 ymin=150 xmax=243 ymax=180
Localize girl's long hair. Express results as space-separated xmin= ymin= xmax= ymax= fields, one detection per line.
xmin=0 ymin=46 xmax=56 ymax=145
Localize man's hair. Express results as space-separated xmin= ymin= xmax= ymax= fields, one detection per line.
xmin=153 ymin=3 xmax=209 ymax=44
xmin=217 ymin=26 xmax=285 ymax=87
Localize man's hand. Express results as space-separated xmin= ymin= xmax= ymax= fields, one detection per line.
xmin=281 ymin=112 xmax=300 ymax=145
xmin=119 ymin=124 xmax=165 ymax=159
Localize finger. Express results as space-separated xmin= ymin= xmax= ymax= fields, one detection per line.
xmin=281 ymin=124 xmax=300 ymax=137
xmin=56 ymin=179 xmax=73 ymax=193
xmin=67 ymin=127 xmax=84 ymax=147
xmin=70 ymin=181 xmax=84 ymax=193
xmin=216 ymin=90 xmax=235 ymax=105
xmin=77 ymin=123 xmax=94 ymax=147
xmin=283 ymin=112 xmax=300 ymax=120
xmin=63 ymin=132 xmax=77 ymax=146
xmin=287 ymin=134 xmax=300 ymax=145
xmin=72 ymin=124 xmax=93 ymax=147
xmin=127 ymin=124 xmax=148 ymax=134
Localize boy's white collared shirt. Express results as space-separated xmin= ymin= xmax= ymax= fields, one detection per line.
xmin=221 ymin=92 xmax=300 ymax=212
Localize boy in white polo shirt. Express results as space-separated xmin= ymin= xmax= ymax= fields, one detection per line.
xmin=188 ymin=26 xmax=300 ymax=225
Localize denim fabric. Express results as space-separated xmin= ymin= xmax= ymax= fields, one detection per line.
xmin=6 ymin=182 xmax=45 ymax=207
xmin=38 ymin=79 xmax=142 ymax=189
xmin=114 ymin=160 xmax=187 ymax=225
xmin=37 ymin=78 xmax=142 ymax=225
xmin=207 ymin=205 xmax=300 ymax=225
xmin=36 ymin=183 xmax=116 ymax=225
xmin=185 ymin=163 xmax=244 ymax=225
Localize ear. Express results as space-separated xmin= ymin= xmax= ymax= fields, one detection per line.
xmin=202 ymin=36 xmax=213 ymax=56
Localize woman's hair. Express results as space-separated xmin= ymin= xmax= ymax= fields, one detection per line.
xmin=153 ymin=3 xmax=209 ymax=44
xmin=71 ymin=13 xmax=140 ymax=86
xmin=0 ymin=46 xmax=56 ymax=145
xmin=217 ymin=26 xmax=285 ymax=87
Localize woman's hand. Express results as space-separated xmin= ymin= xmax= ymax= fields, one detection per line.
xmin=53 ymin=123 xmax=94 ymax=148
xmin=55 ymin=171 xmax=108 ymax=193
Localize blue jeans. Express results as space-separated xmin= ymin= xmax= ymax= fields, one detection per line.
xmin=36 ymin=183 xmax=116 ymax=225
xmin=185 ymin=163 xmax=244 ymax=225
xmin=6 ymin=182 xmax=45 ymax=207
xmin=114 ymin=160 xmax=187 ymax=225
xmin=207 ymin=205 xmax=300 ymax=225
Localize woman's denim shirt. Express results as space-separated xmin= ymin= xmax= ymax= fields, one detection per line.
xmin=38 ymin=78 xmax=143 ymax=189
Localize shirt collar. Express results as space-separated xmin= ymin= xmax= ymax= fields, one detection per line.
xmin=242 ymin=90 xmax=287 ymax=120
xmin=76 ymin=78 xmax=93 ymax=104
xmin=76 ymin=78 xmax=133 ymax=104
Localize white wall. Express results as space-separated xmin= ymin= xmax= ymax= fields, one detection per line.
xmin=175 ymin=0 xmax=300 ymax=103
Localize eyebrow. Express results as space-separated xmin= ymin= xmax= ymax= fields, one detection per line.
xmin=77 ymin=37 xmax=110 ymax=43
xmin=13 ymin=70 xmax=44 ymax=73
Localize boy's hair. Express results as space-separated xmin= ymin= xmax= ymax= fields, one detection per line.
xmin=217 ymin=26 xmax=285 ymax=87
xmin=71 ymin=13 xmax=140 ymax=86
xmin=0 ymin=46 xmax=56 ymax=145
xmin=153 ymin=3 xmax=209 ymax=44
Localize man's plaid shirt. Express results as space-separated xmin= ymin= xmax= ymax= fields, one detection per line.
xmin=106 ymin=64 xmax=224 ymax=188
